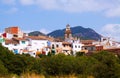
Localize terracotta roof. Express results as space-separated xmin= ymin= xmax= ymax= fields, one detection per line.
xmin=81 ymin=40 xmax=96 ymax=45
xmin=54 ymin=38 xmax=63 ymax=42
xmin=104 ymin=48 xmax=120 ymax=50
xmin=62 ymin=42 xmax=72 ymax=45
xmin=81 ymin=40 xmax=96 ymax=43
xmin=25 ymin=36 xmax=44 ymax=40
xmin=12 ymin=37 xmax=26 ymax=41
xmin=82 ymin=45 xmax=95 ymax=47
xmin=22 ymin=50 xmax=34 ymax=53
xmin=5 ymin=39 xmax=19 ymax=44
xmin=104 ymin=48 xmax=120 ymax=55
xmin=25 ymin=36 xmax=54 ymax=41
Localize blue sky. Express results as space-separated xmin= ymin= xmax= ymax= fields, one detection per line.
xmin=0 ymin=0 xmax=120 ymax=41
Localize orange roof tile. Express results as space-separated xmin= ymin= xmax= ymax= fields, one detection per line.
xmin=25 ymin=36 xmax=55 ymax=41
xmin=62 ymin=42 xmax=72 ymax=45
xmin=5 ymin=39 xmax=19 ymax=44
xmin=81 ymin=40 xmax=96 ymax=45
xmin=12 ymin=37 xmax=26 ymax=41
xmin=82 ymin=45 xmax=95 ymax=47
xmin=81 ymin=40 xmax=96 ymax=43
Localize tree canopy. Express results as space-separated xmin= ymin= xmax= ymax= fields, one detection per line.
xmin=0 ymin=43 xmax=120 ymax=78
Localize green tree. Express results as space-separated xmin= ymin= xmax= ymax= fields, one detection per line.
xmin=76 ymin=51 xmax=85 ymax=57
xmin=75 ymin=56 xmax=99 ymax=76
xmin=92 ymin=51 xmax=120 ymax=78
xmin=30 ymin=59 xmax=42 ymax=74
xmin=0 ymin=60 xmax=8 ymax=76
xmin=0 ymin=44 xmax=36 ymax=75
xmin=41 ymin=53 xmax=66 ymax=75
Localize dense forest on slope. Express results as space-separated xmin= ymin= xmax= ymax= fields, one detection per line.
xmin=0 ymin=43 xmax=120 ymax=78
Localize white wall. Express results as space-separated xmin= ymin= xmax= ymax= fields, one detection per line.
xmin=51 ymin=42 xmax=62 ymax=48
xmin=2 ymin=37 xmax=53 ymax=56
xmin=6 ymin=33 xmax=13 ymax=39
xmin=2 ymin=40 xmax=29 ymax=54
xmin=30 ymin=40 xmax=48 ymax=52
xmin=72 ymin=43 xmax=83 ymax=55
xmin=18 ymin=29 xmax=24 ymax=38
xmin=19 ymin=40 xmax=29 ymax=48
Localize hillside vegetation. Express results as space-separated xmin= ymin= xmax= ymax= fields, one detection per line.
xmin=0 ymin=43 xmax=120 ymax=78
xmin=28 ymin=31 xmax=46 ymax=36
xmin=47 ymin=26 xmax=101 ymax=40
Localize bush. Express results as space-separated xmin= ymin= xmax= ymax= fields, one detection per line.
xmin=92 ymin=51 xmax=120 ymax=78
xmin=0 ymin=60 xmax=8 ymax=76
xmin=1 ymin=43 xmax=120 ymax=77
xmin=76 ymin=52 xmax=85 ymax=57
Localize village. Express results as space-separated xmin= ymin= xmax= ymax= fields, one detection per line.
xmin=0 ymin=24 xmax=120 ymax=57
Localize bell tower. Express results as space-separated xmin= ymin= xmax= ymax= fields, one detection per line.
xmin=65 ymin=24 xmax=72 ymax=42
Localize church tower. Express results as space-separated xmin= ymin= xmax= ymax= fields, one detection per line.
xmin=65 ymin=24 xmax=72 ymax=42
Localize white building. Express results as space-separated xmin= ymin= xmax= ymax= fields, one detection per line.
xmin=25 ymin=36 xmax=51 ymax=55
xmin=93 ymin=37 xmax=120 ymax=49
xmin=5 ymin=26 xmax=24 ymax=38
xmin=72 ymin=43 xmax=84 ymax=55
xmin=51 ymin=42 xmax=62 ymax=54
xmin=2 ymin=38 xmax=29 ymax=54
xmin=1 ymin=36 xmax=52 ymax=57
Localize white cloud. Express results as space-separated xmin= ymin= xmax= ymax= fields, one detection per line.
xmin=105 ymin=6 xmax=120 ymax=17
xmin=36 ymin=0 xmax=59 ymax=10
xmin=35 ymin=0 xmax=107 ymax=12
xmin=0 ymin=0 xmax=18 ymax=14
xmin=5 ymin=7 xmax=18 ymax=14
xmin=23 ymin=30 xmax=32 ymax=33
xmin=19 ymin=0 xmax=35 ymax=5
xmin=61 ymin=0 xmax=106 ymax=12
xmin=40 ymin=28 xmax=50 ymax=34
xmin=101 ymin=24 xmax=120 ymax=41
xmin=1 ymin=0 xmax=16 ymax=5
xmin=1 ymin=0 xmax=119 ymax=17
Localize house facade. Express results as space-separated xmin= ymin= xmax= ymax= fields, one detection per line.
xmin=1 ymin=25 xmax=120 ymax=57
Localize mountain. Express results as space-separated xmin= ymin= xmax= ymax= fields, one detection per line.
xmin=47 ymin=26 xmax=101 ymax=40
xmin=28 ymin=31 xmax=46 ymax=36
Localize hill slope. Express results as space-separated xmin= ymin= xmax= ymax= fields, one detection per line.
xmin=47 ymin=26 xmax=101 ymax=40
xmin=28 ymin=31 xmax=46 ymax=36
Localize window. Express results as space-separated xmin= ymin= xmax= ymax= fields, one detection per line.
xmin=52 ymin=44 xmax=55 ymax=49
xmin=5 ymin=43 xmax=9 ymax=45
xmin=46 ymin=48 xmax=48 ymax=51
xmin=91 ymin=47 xmax=94 ymax=51
xmin=56 ymin=44 xmax=59 ymax=48
xmin=85 ymin=47 xmax=87 ymax=50
xmin=71 ymin=45 xmax=73 ymax=48
xmin=22 ymin=41 xmax=25 ymax=44
xmin=37 ymin=49 xmax=39 ymax=51
xmin=13 ymin=49 xmax=18 ymax=54
xmin=13 ymin=35 xmax=18 ymax=37
xmin=14 ymin=44 xmax=17 ymax=46
xmin=75 ymin=45 xmax=77 ymax=48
